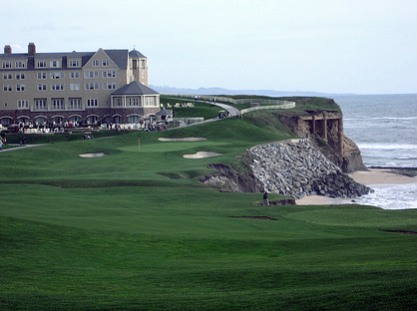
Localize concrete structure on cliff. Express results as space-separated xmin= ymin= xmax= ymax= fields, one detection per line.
xmin=0 ymin=43 xmax=160 ymax=127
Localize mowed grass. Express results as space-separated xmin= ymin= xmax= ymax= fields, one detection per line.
xmin=1 ymin=115 xmax=417 ymax=310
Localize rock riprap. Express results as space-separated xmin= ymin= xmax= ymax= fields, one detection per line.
xmin=248 ymin=141 xmax=371 ymax=199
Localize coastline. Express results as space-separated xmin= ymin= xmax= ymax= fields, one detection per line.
xmin=296 ymin=169 xmax=417 ymax=206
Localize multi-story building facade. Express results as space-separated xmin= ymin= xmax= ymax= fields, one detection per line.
xmin=0 ymin=43 xmax=160 ymax=127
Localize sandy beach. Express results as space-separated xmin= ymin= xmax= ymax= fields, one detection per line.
xmin=296 ymin=169 xmax=417 ymax=205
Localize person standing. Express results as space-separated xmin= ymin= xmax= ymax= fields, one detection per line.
xmin=263 ymin=191 xmax=269 ymax=206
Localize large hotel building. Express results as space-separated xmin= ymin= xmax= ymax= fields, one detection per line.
xmin=0 ymin=43 xmax=160 ymax=127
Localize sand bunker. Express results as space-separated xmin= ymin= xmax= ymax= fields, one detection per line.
xmin=183 ymin=151 xmax=221 ymax=159
xmin=79 ymin=153 xmax=105 ymax=158
xmin=159 ymin=137 xmax=207 ymax=142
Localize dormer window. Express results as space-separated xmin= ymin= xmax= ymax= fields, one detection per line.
xmin=50 ymin=60 xmax=60 ymax=68
xmin=37 ymin=60 xmax=47 ymax=68
xmin=69 ymin=59 xmax=80 ymax=68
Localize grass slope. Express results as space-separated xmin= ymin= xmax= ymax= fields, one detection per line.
xmin=1 ymin=113 xmax=417 ymax=310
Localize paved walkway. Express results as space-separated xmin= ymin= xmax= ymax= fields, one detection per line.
xmin=208 ymin=102 xmax=241 ymax=117
xmin=0 ymin=144 xmax=45 ymax=153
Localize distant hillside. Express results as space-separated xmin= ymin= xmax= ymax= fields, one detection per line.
xmin=151 ymin=85 xmax=336 ymax=97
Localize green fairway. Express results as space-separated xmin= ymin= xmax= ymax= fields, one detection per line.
xmin=1 ymin=113 xmax=417 ymax=310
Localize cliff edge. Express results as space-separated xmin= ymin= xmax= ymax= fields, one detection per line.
xmin=201 ymin=97 xmax=369 ymax=199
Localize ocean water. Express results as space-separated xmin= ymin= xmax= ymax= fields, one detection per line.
xmin=334 ymin=94 xmax=417 ymax=209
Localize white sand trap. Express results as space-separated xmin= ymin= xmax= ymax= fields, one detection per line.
xmin=183 ymin=151 xmax=222 ymax=159
xmin=159 ymin=137 xmax=207 ymax=142
xmin=79 ymin=153 xmax=105 ymax=158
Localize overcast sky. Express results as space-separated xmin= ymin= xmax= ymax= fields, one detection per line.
xmin=2 ymin=0 xmax=417 ymax=94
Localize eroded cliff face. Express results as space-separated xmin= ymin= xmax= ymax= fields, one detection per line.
xmin=201 ymin=141 xmax=371 ymax=199
xmin=201 ymin=104 xmax=368 ymax=198
xmin=278 ymin=111 xmax=366 ymax=173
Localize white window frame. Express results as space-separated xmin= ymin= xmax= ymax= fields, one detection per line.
xmin=51 ymin=72 xmax=64 ymax=79
xmin=103 ymin=70 xmax=116 ymax=78
xmin=92 ymin=60 xmax=100 ymax=67
xmin=51 ymin=98 xmax=65 ymax=110
xmin=34 ymin=99 xmax=48 ymax=111
xmin=50 ymin=60 xmax=60 ymax=68
xmin=70 ymin=71 xmax=80 ymax=79
xmin=69 ymin=98 xmax=82 ymax=110
xmin=37 ymin=72 xmax=47 ymax=80
xmin=3 ymin=73 xmax=13 ymax=80
xmin=16 ymin=73 xmax=26 ymax=80
xmin=51 ymin=83 xmax=64 ymax=91
xmin=68 ymin=59 xmax=80 ymax=68
xmin=86 ymin=98 xmax=99 ymax=107
xmin=103 ymin=82 xmax=116 ymax=90
xmin=15 ymin=61 xmax=26 ymax=69
xmin=16 ymin=84 xmax=26 ymax=92
xmin=2 ymin=61 xmax=12 ymax=69
xmin=37 ymin=60 xmax=47 ymax=68
xmin=17 ymin=100 xmax=29 ymax=109
xmin=127 ymin=97 xmax=140 ymax=107
xmin=3 ymin=84 xmax=13 ymax=92
xmin=37 ymin=84 xmax=47 ymax=91
xmin=85 ymin=71 xmax=99 ymax=79
xmin=70 ymin=83 xmax=80 ymax=91
xmin=85 ymin=82 xmax=100 ymax=90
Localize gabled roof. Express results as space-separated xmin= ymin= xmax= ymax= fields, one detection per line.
xmin=105 ymin=49 xmax=129 ymax=69
xmin=129 ymin=49 xmax=146 ymax=58
xmin=0 ymin=49 xmax=129 ymax=70
xmin=112 ymin=81 xmax=159 ymax=96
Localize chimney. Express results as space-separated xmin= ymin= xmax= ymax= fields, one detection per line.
xmin=28 ymin=42 xmax=36 ymax=56
xmin=4 ymin=45 xmax=12 ymax=54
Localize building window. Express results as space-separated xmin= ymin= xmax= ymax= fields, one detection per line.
xmin=85 ymin=71 xmax=99 ymax=79
xmin=140 ymin=59 xmax=146 ymax=68
xmin=51 ymin=72 xmax=64 ymax=79
xmin=2 ymin=61 xmax=12 ymax=69
xmin=68 ymin=59 xmax=80 ymax=68
xmin=69 ymin=98 xmax=82 ymax=110
xmin=145 ymin=97 xmax=155 ymax=106
xmin=103 ymin=82 xmax=116 ymax=90
xmin=127 ymin=115 xmax=140 ymax=124
xmin=113 ymin=97 xmax=123 ymax=107
xmin=103 ymin=70 xmax=116 ymax=78
xmin=132 ymin=60 xmax=137 ymax=70
xmin=85 ymin=82 xmax=99 ymax=90
xmin=17 ymin=100 xmax=29 ymax=109
xmin=3 ymin=73 xmax=13 ymax=80
xmin=86 ymin=115 xmax=99 ymax=124
xmin=87 ymin=98 xmax=99 ymax=107
xmin=16 ymin=84 xmax=26 ymax=92
xmin=3 ymin=84 xmax=12 ymax=92
xmin=34 ymin=99 xmax=47 ymax=111
xmin=50 ymin=60 xmax=60 ymax=68
xmin=92 ymin=60 xmax=100 ymax=67
xmin=51 ymin=98 xmax=65 ymax=110
xmin=102 ymin=59 xmax=109 ymax=67
xmin=15 ymin=61 xmax=26 ymax=69
xmin=51 ymin=83 xmax=64 ymax=91
xmin=37 ymin=84 xmax=47 ymax=91
xmin=70 ymin=83 xmax=80 ymax=91
xmin=16 ymin=73 xmax=26 ymax=80
xmin=70 ymin=71 xmax=80 ymax=79
xmin=37 ymin=72 xmax=47 ymax=80
xmin=34 ymin=117 xmax=47 ymax=126
xmin=37 ymin=60 xmax=47 ymax=68
xmin=127 ymin=97 xmax=140 ymax=107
